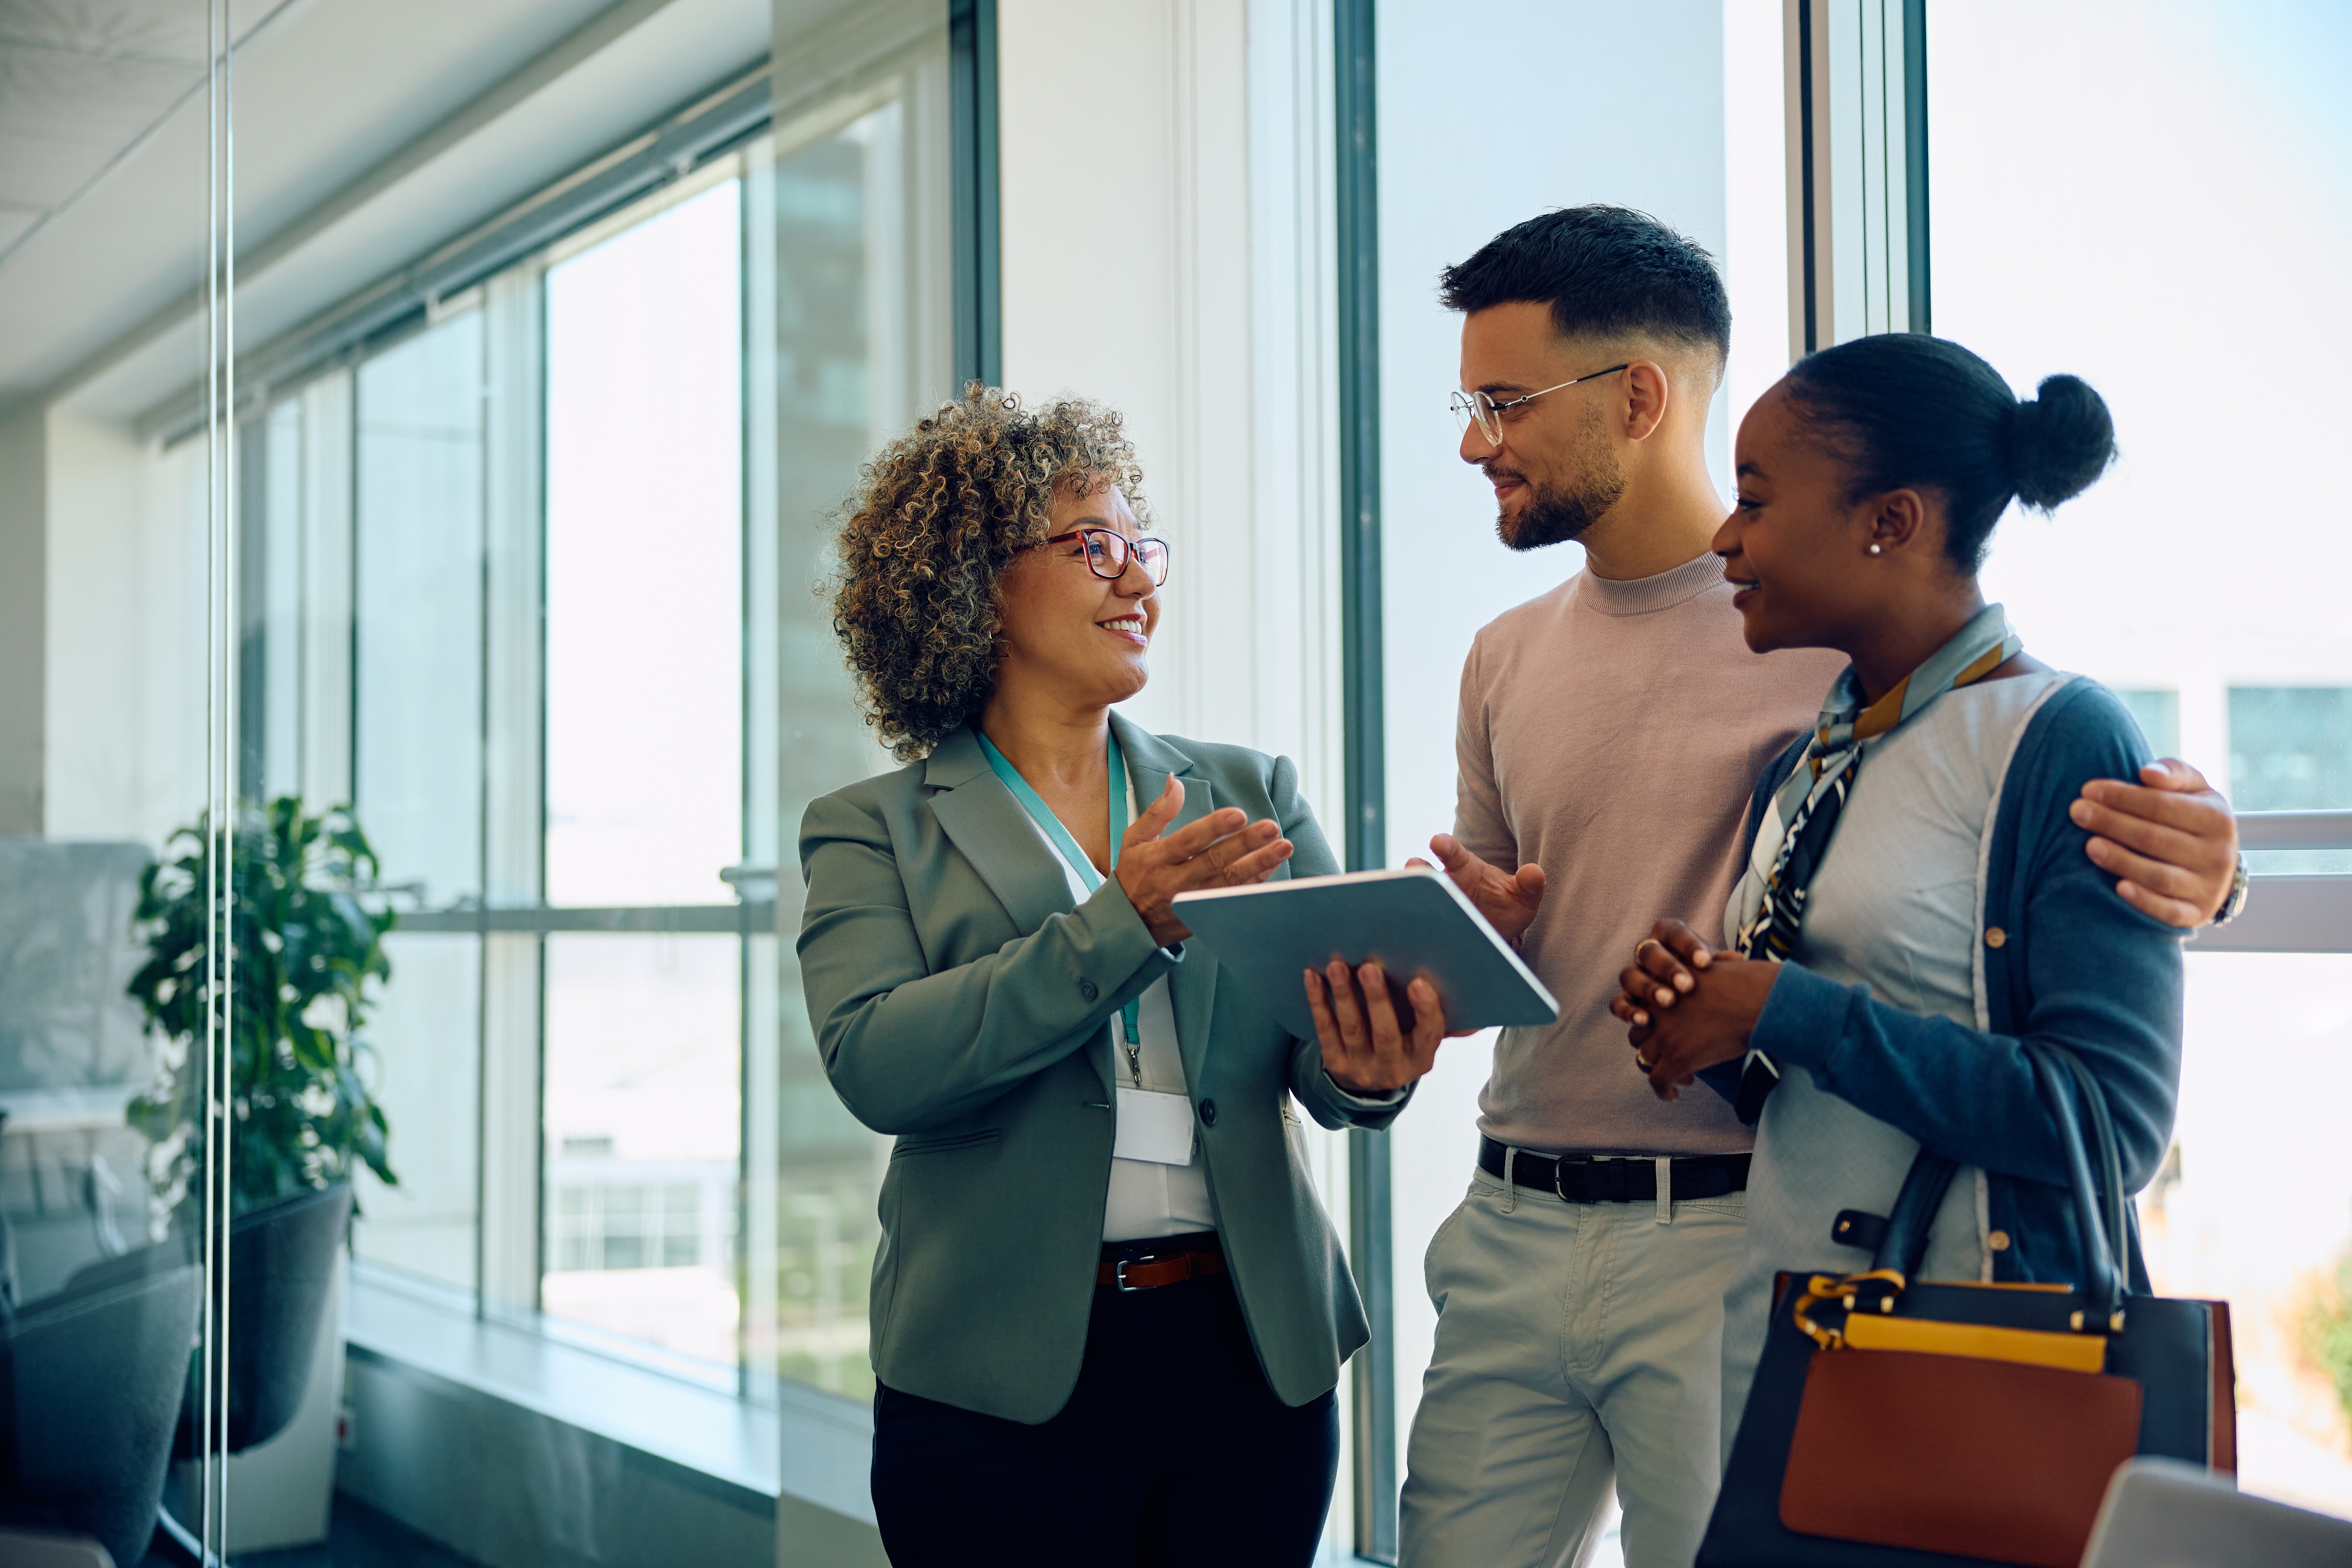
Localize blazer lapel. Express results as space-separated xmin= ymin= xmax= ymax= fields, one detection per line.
xmin=926 ymin=726 xmax=1076 ymax=938
xmin=1112 ymin=713 xmax=1221 ymax=1093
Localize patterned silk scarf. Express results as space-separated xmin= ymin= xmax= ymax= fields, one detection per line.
xmin=1725 ymin=603 xmax=2024 ymax=1123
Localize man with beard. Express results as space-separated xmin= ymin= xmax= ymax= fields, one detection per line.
xmin=1311 ymin=207 xmax=2243 ymax=1568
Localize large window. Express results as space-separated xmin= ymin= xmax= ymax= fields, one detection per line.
xmin=1343 ymin=0 xmax=2352 ymax=1552
xmin=537 ymin=174 xmax=750 ymax=1362
xmin=1933 ymin=0 xmax=2352 ymax=1519
xmin=228 ymin=40 xmax=955 ymax=1406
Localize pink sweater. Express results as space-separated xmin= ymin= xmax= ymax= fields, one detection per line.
xmin=1455 ymin=552 xmax=1847 ymax=1156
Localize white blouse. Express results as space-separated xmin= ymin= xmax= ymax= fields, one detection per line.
xmin=1022 ymin=777 xmax=1219 ymax=1242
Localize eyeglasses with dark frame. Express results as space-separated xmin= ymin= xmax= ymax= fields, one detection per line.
xmin=1449 ymin=363 xmax=1631 ymax=445
xmin=1039 ymin=526 xmax=1172 ymax=587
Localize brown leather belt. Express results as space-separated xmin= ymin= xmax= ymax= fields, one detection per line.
xmin=1096 ymin=1242 xmax=1227 ymax=1292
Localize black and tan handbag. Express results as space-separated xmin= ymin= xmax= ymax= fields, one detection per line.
xmin=1697 ymin=1043 xmax=2235 ymax=1568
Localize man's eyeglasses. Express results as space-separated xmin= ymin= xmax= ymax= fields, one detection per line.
xmin=1041 ymin=527 xmax=1171 ymax=586
xmin=1449 ymin=363 xmax=1630 ymax=445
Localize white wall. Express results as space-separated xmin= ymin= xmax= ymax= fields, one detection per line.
xmin=997 ymin=0 xmax=1345 ymax=841
xmin=44 ymin=412 xmax=209 ymax=846
xmin=0 ymin=403 xmax=43 ymax=834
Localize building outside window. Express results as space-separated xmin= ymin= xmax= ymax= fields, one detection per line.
xmin=2231 ymin=688 xmax=2352 ymax=870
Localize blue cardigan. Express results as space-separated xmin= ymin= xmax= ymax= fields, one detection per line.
xmin=1707 ymin=676 xmax=2185 ymax=1286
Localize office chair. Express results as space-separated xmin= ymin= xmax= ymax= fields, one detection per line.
xmin=2082 ymin=1456 xmax=2352 ymax=1566
xmin=0 ymin=1239 xmax=202 ymax=1568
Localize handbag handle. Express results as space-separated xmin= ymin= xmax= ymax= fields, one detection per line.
xmin=1868 ymin=1042 xmax=2125 ymax=1317
xmin=2030 ymin=1044 xmax=2127 ymax=1320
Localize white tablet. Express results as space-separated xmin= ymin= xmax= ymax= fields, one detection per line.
xmin=1172 ymin=864 xmax=1559 ymax=1040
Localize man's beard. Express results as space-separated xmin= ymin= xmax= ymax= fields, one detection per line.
xmin=1491 ymin=454 xmax=1625 ymax=552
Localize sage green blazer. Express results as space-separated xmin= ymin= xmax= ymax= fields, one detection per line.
xmin=796 ymin=714 xmax=1405 ymax=1424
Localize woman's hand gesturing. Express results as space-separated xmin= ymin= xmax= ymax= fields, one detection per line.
xmin=1115 ymin=775 xmax=1294 ymax=946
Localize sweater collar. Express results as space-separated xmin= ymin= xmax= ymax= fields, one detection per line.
xmin=1575 ymin=550 xmax=1728 ymax=617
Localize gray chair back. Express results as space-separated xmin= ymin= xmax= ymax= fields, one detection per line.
xmin=0 ymin=1242 xmax=201 ymax=1568
xmin=2082 ymin=1457 xmax=2352 ymax=1567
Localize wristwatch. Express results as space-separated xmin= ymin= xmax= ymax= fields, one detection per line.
xmin=2209 ymin=855 xmax=2250 ymax=929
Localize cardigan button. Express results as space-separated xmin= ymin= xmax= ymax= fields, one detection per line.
xmin=1198 ymin=1099 xmax=1218 ymax=1127
xmin=1079 ymin=979 xmax=1099 ymax=1002
xmin=1984 ymin=927 xmax=2007 ymax=949
xmin=1987 ymin=1229 xmax=2011 ymax=1252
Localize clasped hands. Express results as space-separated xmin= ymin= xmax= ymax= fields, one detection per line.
xmin=1610 ymin=921 xmax=1780 ymax=1102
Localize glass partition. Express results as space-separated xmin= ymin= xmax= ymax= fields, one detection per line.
xmin=198 ymin=36 xmax=955 ymax=1410
xmin=755 ymin=76 xmax=956 ymax=1401
xmin=1931 ymin=0 xmax=2352 ymax=1518
xmin=0 ymin=2 xmax=244 ymax=1558
xmin=3 ymin=0 xmax=962 ymax=1557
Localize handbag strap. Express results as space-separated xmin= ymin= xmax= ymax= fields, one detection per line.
xmin=2059 ymin=1045 xmax=2130 ymax=1284
xmin=1866 ymin=1150 xmax=1962 ymax=1279
xmin=1867 ymin=1042 xmax=2124 ymax=1316
xmin=2029 ymin=1044 xmax=2125 ymax=1318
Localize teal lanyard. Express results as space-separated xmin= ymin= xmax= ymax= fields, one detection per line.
xmin=975 ymin=730 xmax=1143 ymax=1073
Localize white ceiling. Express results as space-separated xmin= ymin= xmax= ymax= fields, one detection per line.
xmin=0 ymin=0 xmax=290 ymax=256
xmin=0 ymin=0 xmax=792 ymax=419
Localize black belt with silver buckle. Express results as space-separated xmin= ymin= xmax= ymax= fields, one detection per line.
xmin=1478 ymin=1135 xmax=1749 ymax=1203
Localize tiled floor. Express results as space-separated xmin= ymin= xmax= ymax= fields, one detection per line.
xmin=136 ymin=1495 xmax=483 ymax=1568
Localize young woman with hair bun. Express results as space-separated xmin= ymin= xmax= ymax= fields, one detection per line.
xmin=1605 ymin=333 xmax=2186 ymax=1450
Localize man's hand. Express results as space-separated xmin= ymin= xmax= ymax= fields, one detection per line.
xmin=1114 ymin=776 xmax=1294 ymax=946
xmin=1303 ymin=958 xmax=1445 ymax=1095
xmin=1422 ymin=833 xmax=1545 ymax=944
xmin=2072 ymin=759 xmax=2239 ymax=927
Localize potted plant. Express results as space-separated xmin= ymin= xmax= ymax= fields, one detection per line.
xmin=124 ymin=797 xmax=401 ymax=1550
xmin=127 ymin=797 xmax=399 ymax=1230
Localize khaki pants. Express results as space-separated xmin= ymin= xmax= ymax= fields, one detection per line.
xmin=1399 ymin=1171 xmax=1747 ymax=1568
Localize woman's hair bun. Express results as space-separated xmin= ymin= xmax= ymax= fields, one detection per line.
xmin=2007 ymin=374 xmax=2116 ymax=511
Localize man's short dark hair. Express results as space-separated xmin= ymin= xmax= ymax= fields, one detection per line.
xmin=1439 ymin=206 xmax=1730 ymax=363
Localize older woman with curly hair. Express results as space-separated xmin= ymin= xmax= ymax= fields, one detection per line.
xmin=797 ymin=387 xmax=1445 ymax=1564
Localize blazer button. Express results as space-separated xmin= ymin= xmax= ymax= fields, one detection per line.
xmin=1984 ymin=927 xmax=2007 ymax=949
xmin=1198 ymin=1098 xmax=1218 ymax=1127
xmin=1987 ymin=1229 xmax=2011 ymax=1252
xmin=1079 ymin=979 xmax=1098 ymax=1002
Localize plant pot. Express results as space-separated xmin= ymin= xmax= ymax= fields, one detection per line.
xmin=163 ymin=1184 xmax=353 ymax=1553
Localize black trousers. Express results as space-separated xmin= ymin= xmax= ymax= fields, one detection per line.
xmin=871 ymin=1252 xmax=1339 ymax=1567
